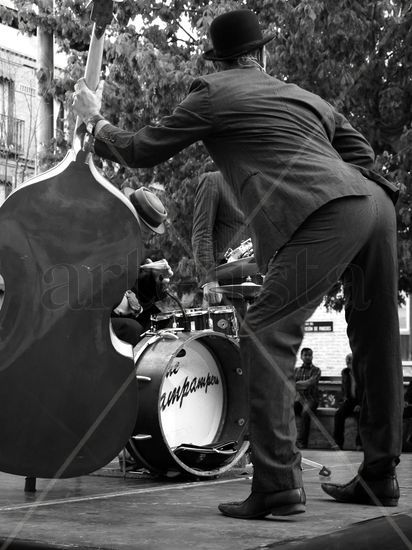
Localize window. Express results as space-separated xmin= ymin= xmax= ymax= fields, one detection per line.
xmin=0 ymin=77 xmax=23 ymax=154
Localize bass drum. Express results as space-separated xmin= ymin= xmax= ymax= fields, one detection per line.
xmin=128 ymin=331 xmax=249 ymax=478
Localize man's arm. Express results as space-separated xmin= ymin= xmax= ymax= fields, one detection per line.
xmin=330 ymin=107 xmax=399 ymax=204
xmin=331 ymin=109 xmax=375 ymax=169
xmin=192 ymin=174 xmax=220 ymax=285
xmin=91 ymin=79 xmax=214 ymax=168
xmin=295 ymin=367 xmax=321 ymax=390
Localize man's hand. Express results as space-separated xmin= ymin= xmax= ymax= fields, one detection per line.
xmin=140 ymin=258 xmax=173 ymax=285
xmin=203 ymin=280 xmax=222 ymax=306
xmin=113 ymin=290 xmax=142 ymax=317
xmin=72 ymin=78 xmax=104 ymax=122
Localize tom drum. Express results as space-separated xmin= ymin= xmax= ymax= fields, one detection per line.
xmin=150 ymin=312 xmax=175 ymax=331
xmin=209 ymin=306 xmax=238 ymax=338
xmin=174 ymin=308 xmax=210 ymax=332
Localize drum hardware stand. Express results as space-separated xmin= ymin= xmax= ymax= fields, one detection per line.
xmin=301 ymin=458 xmax=331 ymax=477
xmin=127 ymin=437 xmax=160 ymax=477
xmin=119 ymin=447 xmax=128 ymax=477
xmin=165 ymin=290 xmax=189 ymax=330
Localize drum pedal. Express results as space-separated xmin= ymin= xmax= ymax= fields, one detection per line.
xmin=173 ymin=441 xmax=238 ymax=469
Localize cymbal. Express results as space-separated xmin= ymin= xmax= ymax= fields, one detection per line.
xmin=213 ymin=256 xmax=258 ymax=282
xmin=210 ymin=283 xmax=262 ymax=298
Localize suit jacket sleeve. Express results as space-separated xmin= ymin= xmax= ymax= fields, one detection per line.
xmin=330 ymin=107 xmax=399 ymax=204
xmin=331 ymin=109 xmax=375 ymax=168
xmin=191 ymin=173 xmax=220 ymax=286
xmin=94 ymin=78 xmax=213 ymax=168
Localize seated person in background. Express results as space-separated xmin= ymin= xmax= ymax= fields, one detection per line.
xmin=404 ymin=381 xmax=412 ymax=446
xmin=404 ymin=381 xmax=412 ymax=417
xmin=111 ymin=187 xmax=173 ymax=346
xmin=191 ymin=166 xmax=248 ymax=310
xmin=333 ymin=353 xmax=362 ymax=450
xmin=294 ymin=348 xmax=321 ymax=449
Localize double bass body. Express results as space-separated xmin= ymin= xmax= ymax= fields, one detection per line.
xmin=0 ymin=150 xmax=142 ymax=478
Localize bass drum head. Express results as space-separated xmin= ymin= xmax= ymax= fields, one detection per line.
xmin=159 ymin=338 xmax=225 ymax=448
xmin=129 ymin=331 xmax=249 ymax=478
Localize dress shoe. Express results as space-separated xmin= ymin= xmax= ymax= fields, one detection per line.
xmin=218 ymin=488 xmax=306 ymax=519
xmin=321 ymin=474 xmax=399 ymax=507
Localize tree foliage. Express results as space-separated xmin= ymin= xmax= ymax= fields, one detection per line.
xmin=6 ymin=0 xmax=412 ymax=297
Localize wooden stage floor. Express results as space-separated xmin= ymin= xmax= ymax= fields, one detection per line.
xmin=0 ymin=450 xmax=411 ymax=550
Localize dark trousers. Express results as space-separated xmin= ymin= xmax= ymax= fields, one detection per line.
xmin=111 ymin=316 xmax=144 ymax=346
xmin=241 ymin=180 xmax=403 ymax=493
xmin=294 ymin=399 xmax=318 ymax=446
xmin=333 ymin=399 xmax=361 ymax=449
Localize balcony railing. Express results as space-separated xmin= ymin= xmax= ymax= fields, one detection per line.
xmin=0 ymin=114 xmax=25 ymax=155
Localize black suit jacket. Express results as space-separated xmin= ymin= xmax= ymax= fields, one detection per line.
xmin=95 ymin=67 xmax=398 ymax=273
xmin=191 ymin=171 xmax=249 ymax=285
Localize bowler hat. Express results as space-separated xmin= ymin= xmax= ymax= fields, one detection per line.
xmin=124 ymin=187 xmax=167 ymax=234
xmin=203 ymin=10 xmax=275 ymax=61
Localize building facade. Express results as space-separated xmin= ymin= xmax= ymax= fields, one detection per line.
xmin=0 ymin=25 xmax=38 ymax=203
xmin=297 ymin=297 xmax=412 ymax=377
xmin=0 ymin=16 xmax=38 ymax=200
xmin=0 ymin=0 xmax=65 ymax=201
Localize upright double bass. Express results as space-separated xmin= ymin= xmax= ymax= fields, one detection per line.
xmin=0 ymin=0 xmax=141 ymax=478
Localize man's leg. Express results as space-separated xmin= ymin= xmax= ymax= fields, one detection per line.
xmin=321 ymin=181 xmax=403 ymax=506
xmin=111 ymin=317 xmax=144 ymax=346
xmin=219 ymin=190 xmax=402 ymax=516
xmin=240 ymin=195 xmax=377 ymax=494
xmin=333 ymin=401 xmax=352 ymax=449
xmin=342 ymin=181 xmax=403 ymax=478
xmin=294 ymin=401 xmax=303 ymax=445
xmin=354 ymin=412 xmax=362 ymax=449
xmin=299 ymin=399 xmax=317 ymax=448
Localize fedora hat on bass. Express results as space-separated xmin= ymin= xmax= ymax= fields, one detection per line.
xmin=203 ymin=9 xmax=275 ymax=61
xmin=123 ymin=186 xmax=167 ymax=234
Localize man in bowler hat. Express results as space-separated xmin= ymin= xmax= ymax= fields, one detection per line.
xmin=73 ymin=9 xmax=403 ymax=517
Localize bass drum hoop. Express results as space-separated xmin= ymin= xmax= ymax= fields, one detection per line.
xmin=129 ymin=331 xmax=249 ymax=478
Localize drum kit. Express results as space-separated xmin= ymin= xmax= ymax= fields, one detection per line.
xmin=128 ymin=303 xmax=247 ymax=478
xmin=128 ymin=242 xmax=330 ymax=479
xmin=125 ymin=247 xmax=257 ymax=479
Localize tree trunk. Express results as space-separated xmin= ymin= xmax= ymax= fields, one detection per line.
xmin=36 ymin=0 xmax=54 ymax=172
